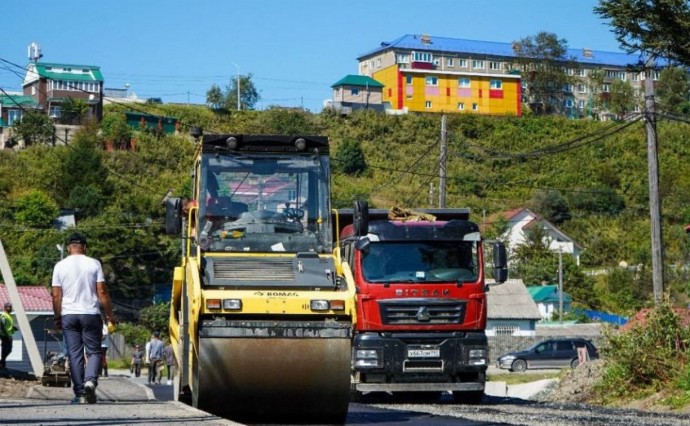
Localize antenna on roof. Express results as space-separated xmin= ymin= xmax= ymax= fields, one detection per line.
xmin=28 ymin=42 xmax=43 ymax=63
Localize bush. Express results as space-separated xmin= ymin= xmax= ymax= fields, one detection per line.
xmin=595 ymin=303 xmax=690 ymax=405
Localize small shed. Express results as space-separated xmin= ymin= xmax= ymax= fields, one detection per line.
xmin=487 ymin=279 xmax=542 ymax=336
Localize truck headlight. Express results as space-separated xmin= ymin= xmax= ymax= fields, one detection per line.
xmin=310 ymin=299 xmax=346 ymax=311
xmin=354 ymin=349 xmax=381 ymax=368
xmin=468 ymin=349 xmax=487 ymax=365
xmin=223 ymin=299 xmax=242 ymax=310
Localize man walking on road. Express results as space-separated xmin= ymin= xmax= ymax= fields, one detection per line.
xmin=52 ymin=233 xmax=116 ymax=404
xmin=147 ymin=331 xmax=165 ymax=385
xmin=0 ymin=302 xmax=18 ymax=370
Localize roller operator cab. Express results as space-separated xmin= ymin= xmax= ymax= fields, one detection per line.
xmin=165 ymin=134 xmax=354 ymax=424
xmin=337 ymin=201 xmax=508 ymax=404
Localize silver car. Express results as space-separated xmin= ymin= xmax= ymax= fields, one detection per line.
xmin=496 ymin=338 xmax=599 ymax=372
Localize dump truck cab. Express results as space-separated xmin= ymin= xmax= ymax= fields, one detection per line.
xmin=337 ymin=202 xmax=507 ymax=403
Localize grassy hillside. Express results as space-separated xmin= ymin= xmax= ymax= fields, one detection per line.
xmin=1 ymin=105 xmax=689 ymax=313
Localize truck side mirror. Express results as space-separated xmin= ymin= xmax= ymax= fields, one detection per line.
xmin=354 ymin=237 xmax=370 ymax=253
xmin=353 ymin=200 xmax=369 ymax=237
xmin=165 ymin=197 xmax=182 ymax=235
xmin=493 ymin=242 xmax=508 ymax=283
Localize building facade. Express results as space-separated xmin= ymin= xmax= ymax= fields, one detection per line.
xmin=357 ymin=34 xmax=653 ymax=117
xmin=329 ymin=75 xmax=385 ymax=113
xmin=23 ymin=62 xmax=104 ymax=122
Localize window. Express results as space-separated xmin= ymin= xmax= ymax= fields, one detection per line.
xmin=425 ymin=76 xmax=438 ymax=86
xmin=472 ymin=103 xmax=478 ymax=111
xmin=567 ymin=68 xmax=575 ymax=76
xmin=578 ymin=100 xmax=586 ymax=109
xmin=406 ymin=75 xmax=413 ymax=85
xmin=413 ymin=51 xmax=433 ymax=63
xmin=494 ymin=326 xmax=516 ymax=336
xmin=618 ymin=71 xmax=626 ymax=81
xmin=397 ymin=53 xmax=410 ymax=64
xmin=446 ymin=58 xmax=454 ymax=67
xmin=458 ymin=59 xmax=468 ymax=68
xmin=653 ymin=71 xmax=660 ymax=80
xmin=564 ymin=99 xmax=574 ymax=107
xmin=577 ymin=84 xmax=586 ymax=93
xmin=489 ymin=61 xmax=501 ymax=70
xmin=457 ymin=102 xmax=465 ymax=110
xmin=433 ymin=58 xmax=440 ymax=66
xmin=490 ymin=79 xmax=502 ymax=89
xmin=351 ymin=88 xmax=360 ymax=96
xmin=578 ymin=69 xmax=586 ymax=77
xmin=458 ymin=78 xmax=471 ymax=87
xmin=7 ymin=109 xmax=21 ymax=125
xmin=49 ymin=106 xmax=62 ymax=118
xmin=376 ymin=58 xmax=381 ymax=68
xmin=565 ymin=84 xmax=574 ymax=93
xmin=425 ymin=101 xmax=432 ymax=109
xmin=472 ymin=60 xmax=484 ymax=69
xmin=602 ymin=84 xmax=611 ymax=93
xmin=632 ymin=73 xmax=639 ymax=81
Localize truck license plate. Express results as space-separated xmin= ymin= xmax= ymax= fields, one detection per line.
xmin=408 ymin=348 xmax=440 ymax=358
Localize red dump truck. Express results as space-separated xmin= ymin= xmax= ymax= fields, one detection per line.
xmin=336 ymin=202 xmax=507 ymax=403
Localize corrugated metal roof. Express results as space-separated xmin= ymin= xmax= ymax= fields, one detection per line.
xmin=331 ymin=75 xmax=384 ymax=88
xmin=487 ymin=278 xmax=542 ymax=320
xmin=359 ymin=34 xmax=650 ymax=67
xmin=0 ymin=284 xmax=53 ymax=312
xmin=34 ymin=62 xmax=104 ymax=82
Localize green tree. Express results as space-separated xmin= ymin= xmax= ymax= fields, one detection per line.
xmin=511 ymin=32 xmax=578 ymax=115
xmin=224 ymin=73 xmax=260 ymax=110
xmin=13 ymin=189 xmax=59 ymax=226
xmin=59 ymin=125 xmax=112 ymax=209
xmin=206 ymin=84 xmax=224 ymax=110
xmin=332 ymin=138 xmax=367 ymax=175
xmin=567 ymin=186 xmax=625 ymax=216
xmin=595 ymin=0 xmax=690 ymax=64
xmin=656 ymin=66 xmax=690 ymax=115
xmin=531 ymin=190 xmax=571 ymax=224
xmin=609 ymin=79 xmax=636 ymax=118
xmin=11 ymin=111 xmax=54 ymax=146
xmin=60 ymin=98 xmax=91 ymax=125
xmin=510 ymin=225 xmax=557 ymax=285
xmin=101 ymin=113 xmax=133 ymax=149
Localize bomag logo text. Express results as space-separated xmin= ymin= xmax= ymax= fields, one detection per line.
xmin=266 ymin=291 xmax=299 ymax=297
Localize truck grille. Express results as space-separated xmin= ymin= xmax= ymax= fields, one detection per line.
xmin=379 ymin=299 xmax=466 ymax=325
xmin=212 ymin=258 xmax=295 ymax=281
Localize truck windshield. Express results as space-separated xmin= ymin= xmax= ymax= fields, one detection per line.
xmin=361 ymin=241 xmax=479 ymax=283
xmin=197 ymin=153 xmax=332 ymax=253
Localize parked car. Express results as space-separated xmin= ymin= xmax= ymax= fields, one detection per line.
xmin=496 ymin=338 xmax=599 ymax=372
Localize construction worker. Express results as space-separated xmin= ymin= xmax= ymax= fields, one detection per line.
xmin=0 ymin=302 xmax=18 ymax=370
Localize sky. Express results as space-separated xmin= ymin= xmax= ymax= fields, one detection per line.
xmin=2 ymin=0 xmax=623 ymax=112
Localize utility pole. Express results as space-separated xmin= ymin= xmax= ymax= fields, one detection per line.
xmin=558 ymin=249 xmax=563 ymax=325
xmin=645 ymin=57 xmax=664 ymax=304
xmin=233 ymin=63 xmax=241 ymax=111
xmin=439 ymin=115 xmax=447 ymax=208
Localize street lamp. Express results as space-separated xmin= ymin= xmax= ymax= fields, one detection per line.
xmin=232 ymin=63 xmax=241 ymax=111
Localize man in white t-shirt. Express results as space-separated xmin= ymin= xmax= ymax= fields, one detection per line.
xmin=52 ymin=233 xmax=116 ymax=405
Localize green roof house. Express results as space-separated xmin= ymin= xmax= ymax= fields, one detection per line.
xmin=329 ymin=75 xmax=385 ymax=114
xmin=23 ymin=61 xmax=105 ymax=122
xmin=527 ymin=285 xmax=573 ymax=321
xmin=0 ymin=93 xmax=39 ymax=148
